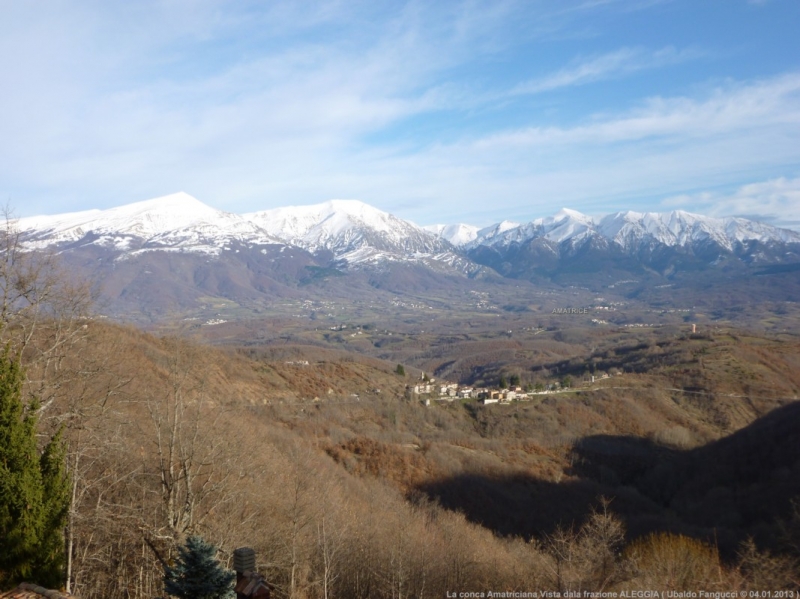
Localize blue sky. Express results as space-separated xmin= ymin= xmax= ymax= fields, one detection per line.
xmin=2 ymin=0 xmax=799 ymax=227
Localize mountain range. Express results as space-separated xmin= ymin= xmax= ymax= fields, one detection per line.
xmin=17 ymin=192 xmax=800 ymax=320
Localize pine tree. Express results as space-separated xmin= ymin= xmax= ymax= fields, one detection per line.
xmin=164 ymin=536 xmax=235 ymax=599
xmin=0 ymin=346 xmax=70 ymax=589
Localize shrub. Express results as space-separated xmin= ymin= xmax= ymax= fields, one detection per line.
xmin=624 ymin=532 xmax=720 ymax=589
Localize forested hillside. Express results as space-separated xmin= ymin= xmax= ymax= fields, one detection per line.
xmin=5 ymin=319 xmax=798 ymax=597
xmin=1 ymin=238 xmax=799 ymax=597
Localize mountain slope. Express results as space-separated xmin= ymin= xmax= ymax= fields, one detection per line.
xmin=16 ymin=195 xmax=800 ymax=320
xmin=16 ymin=194 xmax=489 ymax=320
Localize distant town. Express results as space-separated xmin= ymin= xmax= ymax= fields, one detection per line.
xmin=408 ymin=370 xmax=621 ymax=405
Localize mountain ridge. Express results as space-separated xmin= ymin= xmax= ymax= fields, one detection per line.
xmin=440 ymin=207 xmax=800 ymax=251
xmin=15 ymin=193 xmax=800 ymax=321
xmin=20 ymin=193 xmax=800 ymax=256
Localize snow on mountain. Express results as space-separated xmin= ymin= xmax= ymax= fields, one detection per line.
xmin=470 ymin=220 xmax=521 ymax=246
xmin=466 ymin=209 xmax=596 ymax=248
xmin=246 ymin=199 xmax=451 ymax=259
xmin=18 ymin=193 xmax=800 ymax=271
xmin=423 ymin=223 xmax=479 ymax=247
xmin=597 ymin=210 xmax=729 ymax=249
xmin=441 ymin=208 xmax=800 ymax=251
xmin=19 ymin=192 xmax=279 ymax=254
xmin=596 ymin=210 xmax=800 ymax=251
xmin=18 ymin=194 xmax=464 ymax=271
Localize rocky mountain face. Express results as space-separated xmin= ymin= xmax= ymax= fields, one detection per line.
xmin=17 ymin=194 xmax=800 ymax=320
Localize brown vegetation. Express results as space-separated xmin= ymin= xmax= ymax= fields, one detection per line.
xmin=4 ymin=237 xmax=799 ymax=597
xmin=8 ymin=316 xmax=793 ymax=598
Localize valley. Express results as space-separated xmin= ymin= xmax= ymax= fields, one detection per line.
xmin=30 ymin=314 xmax=798 ymax=598
xmin=5 ymin=3 xmax=800 ymax=596
xmin=5 ymin=197 xmax=800 ymax=596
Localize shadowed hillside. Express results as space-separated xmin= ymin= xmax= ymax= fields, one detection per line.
xmin=416 ymin=402 xmax=800 ymax=558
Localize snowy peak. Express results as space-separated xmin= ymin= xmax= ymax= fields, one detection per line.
xmin=18 ymin=195 xmax=800 ymax=275
xmin=535 ymin=208 xmax=595 ymax=244
xmin=248 ymin=199 xmax=406 ymax=238
xmin=595 ymin=210 xmax=800 ymax=251
xmin=423 ymin=223 xmax=479 ymax=247
xmin=19 ymin=192 xmax=280 ymax=252
xmin=17 ymin=194 xmax=463 ymax=270
xmin=247 ymin=199 xmax=449 ymax=256
xmin=553 ymin=207 xmax=591 ymax=222
xmin=428 ymin=208 xmax=800 ymax=252
xmin=22 ymin=192 xmax=215 ymax=238
xmin=466 ymin=209 xmax=596 ymax=248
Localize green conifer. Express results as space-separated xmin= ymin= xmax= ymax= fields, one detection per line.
xmin=0 ymin=346 xmax=70 ymax=589
xmin=164 ymin=536 xmax=235 ymax=599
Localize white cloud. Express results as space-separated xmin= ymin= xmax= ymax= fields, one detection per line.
xmin=0 ymin=0 xmax=798 ymax=228
xmin=477 ymin=73 xmax=800 ymax=148
xmin=364 ymin=73 xmax=800 ymax=224
xmin=662 ymin=177 xmax=800 ymax=229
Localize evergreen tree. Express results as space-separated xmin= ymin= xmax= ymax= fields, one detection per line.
xmin=0 ymin=346 xmax=70 ymax=589
xmin=395 ymin=364 xmax=405 ymax=376
xmin=164 ymin=536 xmax=235 ymax=599
xmin=37 ymin=425 xmax=71 ymax=586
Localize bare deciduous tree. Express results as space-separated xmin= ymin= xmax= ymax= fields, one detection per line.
xmin=139 ymin=337 xmax=235 ymax=554
xmin=0 ymin=209 xmax=94 ymax=413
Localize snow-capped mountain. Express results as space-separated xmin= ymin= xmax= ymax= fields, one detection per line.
xmin=468 ymin=209 xmax=598 ymax=249
xmin=19 ymin=192 xmax=280 ymax=255
xmin=427 ymin=207 xmax=800 ymax=285
xmin=15 ymin=193 xmax=800 ymax=321
xmin=428 ymin=208 xmax=800 ymax=251
xmin=423 ymin=223 xmax=479 ymax=247
xmin=595 ymin=210 xmax=800 ymax=251
xmin=19 ymin=193 xmax=466 ymax=271
xmin=246 ymin=199 xmax=454 ymax=266
xmin=21 ymin=195 xmax=800 ymax=262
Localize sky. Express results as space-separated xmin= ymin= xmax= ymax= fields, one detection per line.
xmin=1 ymin=0 xmax=799 ymax=228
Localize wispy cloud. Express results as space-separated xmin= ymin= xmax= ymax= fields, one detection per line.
xmin=509 ymin=46 xmax=700 ymax=95
xmin=663 ymin=177 xmax=800 ymax=229
xmin=478 ymin=73 xmax=800 ymax=148
xmin=0 ymin=0 xmax=798 ymax=227
xmin=384 ymin=73 xmax=800 ymax=223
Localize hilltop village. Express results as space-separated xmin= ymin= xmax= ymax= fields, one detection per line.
xmin=408 ymin=370 xmax=620 ymax=405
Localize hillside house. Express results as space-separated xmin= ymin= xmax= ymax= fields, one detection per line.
xmin=411 ymin=383 xmax=434 ymax=395
xmin=234 ymin=547 xmax=271 ymax=599
xmin=439 ymin=383 xmax=458 ymax=397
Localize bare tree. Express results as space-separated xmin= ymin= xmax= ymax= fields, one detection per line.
xmin=56 ymin=328 xmax=133 ymax=594
xmin=0 ymin=209 xmax=94 ymax=412
xmin=315 ymin=514 xmax=347 ymax=599
xmin=544 ymin=498 xmax=626 ymax=593
xmin=139 ymin=337 xmax=235 ymax=552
